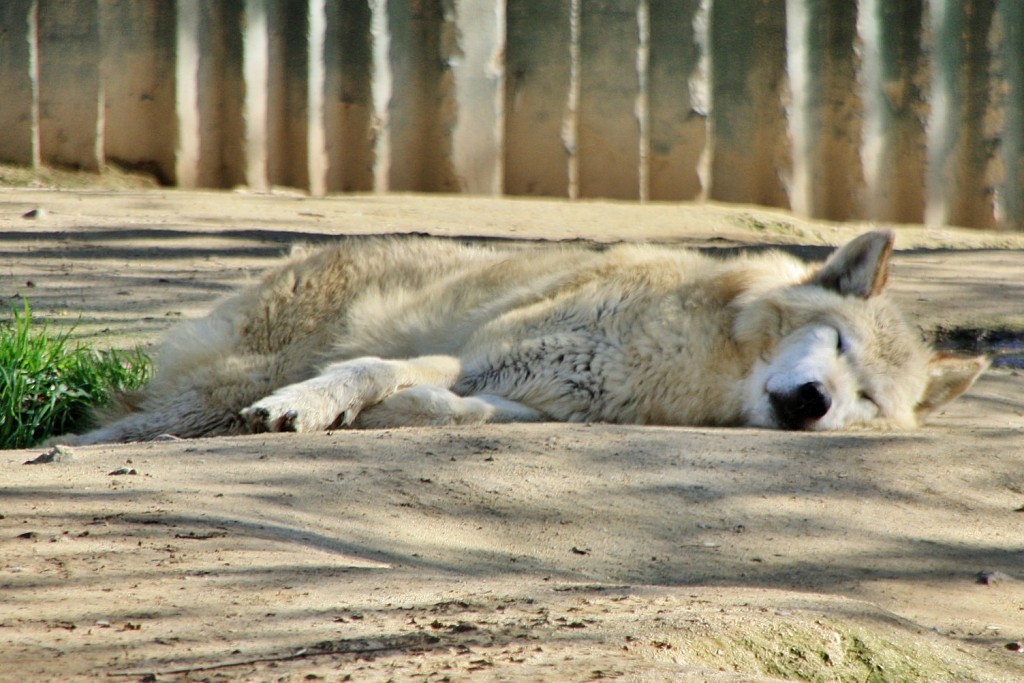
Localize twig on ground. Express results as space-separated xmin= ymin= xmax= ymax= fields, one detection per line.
xmin=106 ymin=631 xmax=441 ymax=678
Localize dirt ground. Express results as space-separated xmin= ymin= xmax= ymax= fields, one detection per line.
xmin=2 ymin=188 xmax=1024 ymax=682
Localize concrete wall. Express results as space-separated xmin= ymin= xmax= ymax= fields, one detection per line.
xmin=1 ymin=0 xmax=1022 ymax=230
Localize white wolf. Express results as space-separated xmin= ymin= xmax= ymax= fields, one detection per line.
xmin=60 ymin=230 xmax=986 ymax=445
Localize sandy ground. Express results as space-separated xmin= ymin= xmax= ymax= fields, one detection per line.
xmin=2 ymin=189 xmax=1024 ymax=682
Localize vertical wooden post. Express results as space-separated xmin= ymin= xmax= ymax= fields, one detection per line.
xmin=504 ymin=0 xmax=574 ymax=197
xmin=708 ymin=0 xmax=790 ymax=208
xmin=176 ymin=0 xmax=246 ymax=189
xmin=448 ymin=0 xmax=505 ymax=195
xmin=926 ymin=0 xmax=998 ymax=229
xmin=317 ymin=0 xmax=373 ymax=193
xmin=37 ymin=0 xmax=103 ymax=171
xmin=859 ymin=0 xmax=928 ymax=223
xmin=994 ymin=0 xmax=1024 ymax=230
xmin=647 ymin=0 xmax=706 ymax=201
xmin=243 ymin=0 xmax=270 ymax=191
xmin=307 ymin=0 xmax=327 ymax=196
xmin=368 ymin=0 xmax=392 ymax=191
xmin=99 ymin=0 xmax=178 ymax=185
xmin=175 ymin=0 xmax=201 ymax=188
xmin=787 ymin=0 xmax=863 ymax=220
xmin=577 ymin=0 xmax=643 ymax=200
xmin=265 ymin=0 xmax=311 ymax=191
xmin=380 ymin=0 xmax=455 ymax=192
xmin=195 ymin=2 xmax=245 ymax=189
xmin=0 ymin=0 xmax=39 ymax=168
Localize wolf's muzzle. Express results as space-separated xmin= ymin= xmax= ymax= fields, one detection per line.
xmin=768 ymin=381 xmax=831 ymax=430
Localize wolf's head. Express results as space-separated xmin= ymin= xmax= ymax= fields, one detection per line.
xmin=737 ymin=231 xmax=988 ymax=430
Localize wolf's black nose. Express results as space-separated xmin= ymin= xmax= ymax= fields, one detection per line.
xmin=769 ymin=381 xmax=832 ymax=429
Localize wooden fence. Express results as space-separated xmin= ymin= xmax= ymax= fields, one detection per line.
xmin=0 ymin=0 xmax=1022 ymax=229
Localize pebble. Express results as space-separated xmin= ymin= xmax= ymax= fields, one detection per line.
xmin=24 ymin=445 xmax=75 ymax=465
xmin=976 ymin=570 xmax=1014 ymax=585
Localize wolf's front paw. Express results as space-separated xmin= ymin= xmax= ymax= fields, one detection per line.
xmin=241 ymin=388 xmax=346 ymax=433
xmin=240 ymin=405 xmax=298 ymax=433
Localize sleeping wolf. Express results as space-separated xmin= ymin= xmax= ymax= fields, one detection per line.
xmin=59 ymin=230 xmax=986 ymax=445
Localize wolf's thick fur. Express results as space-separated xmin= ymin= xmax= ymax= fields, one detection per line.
xmin=62 ymin=231 xmax=986 ymax=445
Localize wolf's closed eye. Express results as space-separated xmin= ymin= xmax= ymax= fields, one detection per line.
xmin=858 ymin=391 xmax=879 ymax=410
xmin=835 ymin=329 xmax=847 ymax=355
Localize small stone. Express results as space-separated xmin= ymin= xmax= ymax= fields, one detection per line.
xmin=24 ymin=445 xmax=75 ymax=465
xmin=976 ymin=570 xmax=1014 ymax=585
xmin=21 ymin=208 xmax=48 ymax=219
xmin=107 ymin=467 xmax=138 ymax=476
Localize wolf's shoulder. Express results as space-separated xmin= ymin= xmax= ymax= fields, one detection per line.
xmin=588 ymin=242 xmax=810 ymax=290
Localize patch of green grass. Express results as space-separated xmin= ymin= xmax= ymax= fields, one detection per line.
xmin=1 ymin=302 xmax=150 ymax=449
xmin=692 ymin=619 xmax=969 ymax=683
xmin=0 ymin=161 xmax=159 ymax=189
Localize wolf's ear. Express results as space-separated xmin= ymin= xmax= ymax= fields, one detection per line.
xmin=914 ymin=355 xmax=990 ymax=421
xmin=811 ymin=230 xmax=895 ymax=298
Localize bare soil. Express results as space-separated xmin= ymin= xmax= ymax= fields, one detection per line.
xmin=2 ymin=188 xmax=1024 ymax=682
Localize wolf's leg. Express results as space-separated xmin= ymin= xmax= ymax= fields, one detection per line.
xmin=241 ymin=355 xmax=463 ymax=433
xmin=50 ymin=389 xmax=246 ymax=446
xmin=49 ymin=353 xmax=280 ymax=446
xmin=354 ymin=385 xmax=543 ymax=428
